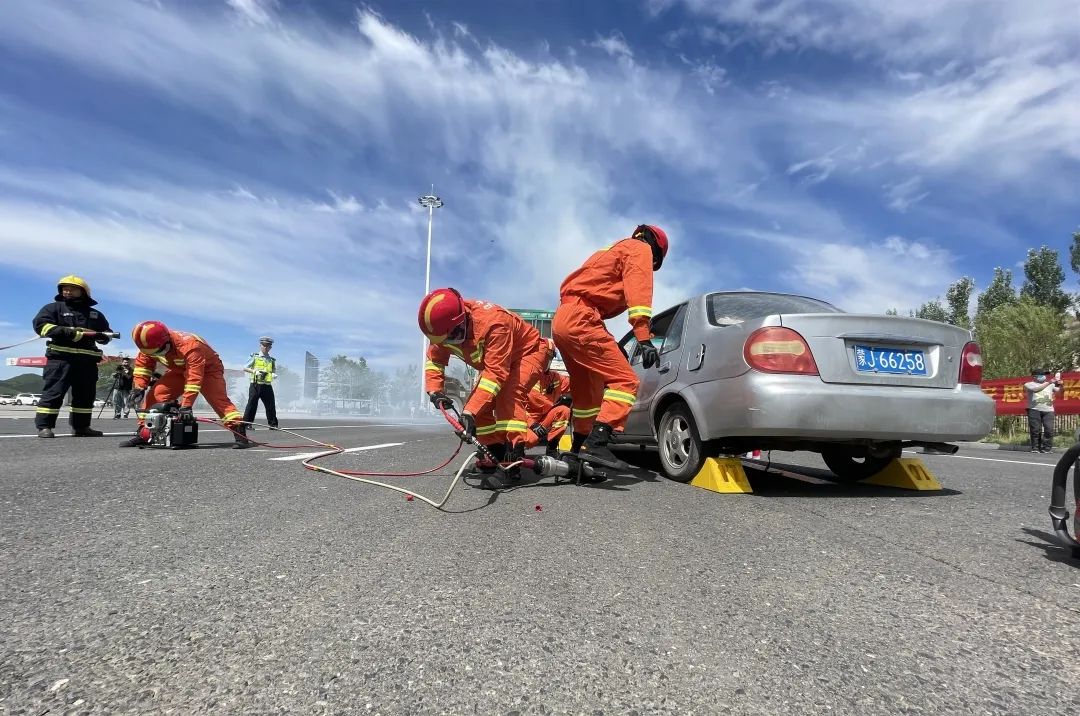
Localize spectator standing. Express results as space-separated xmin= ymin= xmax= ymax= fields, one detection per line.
xmin=1024 ymin=368 xmax=1063 ymax=453
xmin=110 ymin=357 xmax=134 ymax=419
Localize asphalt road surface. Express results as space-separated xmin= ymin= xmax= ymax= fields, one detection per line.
xmin=2 ymin=412 xmax=1079 ymax=715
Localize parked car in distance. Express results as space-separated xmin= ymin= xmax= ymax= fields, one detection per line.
xmin=15 ymin=393 xmax=41 ymax=406
xmin=0 ymin=394 xmax=15 ymax=405
xmin=615 ymin=291 xmax=995 ymax=482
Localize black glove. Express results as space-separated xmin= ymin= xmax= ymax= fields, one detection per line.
xmin=554 ymin=394 xmax=573 ymax=408
xmin=640 ymin=341 xmax=660 ymax=369
xmin=530 ymin=422 xmax=548 ymax=441
xmin=428 ymin=391 xmax=454 ymax=410
xmin=129 ymin=387 xmax=146 ymax=406
xmin=178 ymin=406 xmax=194 ymax=421
xmin=458 ymin=412 xmax=476 ymax=439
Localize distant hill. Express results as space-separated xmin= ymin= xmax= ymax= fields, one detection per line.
xmin=0 ymin=373 xmax=45 ymax=395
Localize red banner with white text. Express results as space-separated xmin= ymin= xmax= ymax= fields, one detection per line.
xmin=981 ymin=372 xmax=1080 ymax=415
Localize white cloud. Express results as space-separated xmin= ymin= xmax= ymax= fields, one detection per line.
xmin=588 ymin=32 xmax=633 ymax=61
xmin=227 ymin=0 xmax=274 ymax=26
xmin=742 ymin=229 xmax=958 ymax=313
xmin=883 ymin=177 xmax=930 ymax=212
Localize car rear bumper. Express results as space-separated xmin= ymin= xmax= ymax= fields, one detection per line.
xmin=685 ymin=374 xmax=995 ymax=442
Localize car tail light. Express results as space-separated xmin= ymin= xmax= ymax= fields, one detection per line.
xmin=744 ymin=327 xmax=819 ymax=375
xmin=959 ymin=341 xmax=983 ymax=384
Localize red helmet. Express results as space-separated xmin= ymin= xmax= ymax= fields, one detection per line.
xmin=132 ymin=320 xmax=171 ymax=354
xmin=634 ymin=224 xmax=669 ymax=270
xmin=418 ymin=288 xmax=468 ymax=344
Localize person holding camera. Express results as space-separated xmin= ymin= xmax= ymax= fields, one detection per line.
xmin=110 ymin=356 xmax=134 ymax=419
xmin=243 ymin=336 xmax=278 ymax=430
xmin=1024 ymin=368 xmax=1063 ymax=453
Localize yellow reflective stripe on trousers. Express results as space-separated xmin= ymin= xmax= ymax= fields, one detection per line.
xmin=603 ymin=388 xmax=637 ymax=405
xmin=494 ymin=420 xmax=528 ymax=433
xmin=222 ymin=411 xmax=242 ymax=422
xmin=572 ymin=406 xmax=601 ymax=419
xmin=477 ymin=378 xmax=501 ymax=396
xmin=47 ymin=344 xmax=103 ymax=357
xmin=627 ymin=306 xmax=653 ymax=319
xmin=424 ymin=361 xmax=445 ymax=373
xmin=552 ymin=420 xmax=568 ymax=429
xmin=39 ymin=323 xmax=57 ymax=337
xmin=36 ymin=407 xmax=60 ymax=415
xmin=184 ymin=384 xmax=202 ymax=393
xmin=475 ymin=424 xmax=499 ymax=436
xmin=70 ymin=407 xmax=94 ymax=414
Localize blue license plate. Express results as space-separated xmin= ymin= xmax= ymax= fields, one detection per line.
xmin=854 ymin=345 xmax=927 ymax=375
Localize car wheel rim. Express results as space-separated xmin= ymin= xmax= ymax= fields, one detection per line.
xmin=663 ymin=416 xmax=693 ymax=469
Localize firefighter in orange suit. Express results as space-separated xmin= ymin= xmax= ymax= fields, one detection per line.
xmin=552 ymin=224 xmax=668 ymax=470
xmin=523 ymin=339 xmax=573 ymax=457
xmin=419 ymin=288 xmax=549 ymax=489
xmin=119 ymin=320 xmax=249 ymax=449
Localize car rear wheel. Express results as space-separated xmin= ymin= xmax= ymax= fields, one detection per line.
xmin=657 ymin=403 xmax=705 ymax=482
xmin=820 ymin=444 xmax=902 ymax=482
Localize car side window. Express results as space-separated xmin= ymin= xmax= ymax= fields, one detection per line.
xmin=660 ymin=304 xmax=687 ymax=355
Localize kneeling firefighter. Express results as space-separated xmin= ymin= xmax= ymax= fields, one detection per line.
xmin=523 ymin=339 xmax=573 ymax=457
xmin=552 ymin=224 xmax=668 ymax=470
xmin=419 ymin=288 xmax=549 ymax=489
xmin=121 ymin=321 xmax=249 ymax=449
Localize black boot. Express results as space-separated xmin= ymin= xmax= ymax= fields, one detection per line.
xmin=232 ymin=424 xmax=251 ymax=449
xmin=72 ymin=427 xmax=103 ymax=437
xmin=578 ymin=422 xmax=629 ymax=470
xmin=472 ymin=443 xmax=506 ymax=490
xmin=119 ymin=432 xmax=149 ymax=448
xmin=38 ymin=427 xmax=55 ymax=439
xmin=505 ymin=442 xmax=525 ymax=482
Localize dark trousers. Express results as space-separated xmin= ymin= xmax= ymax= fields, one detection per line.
xmin=1027 ymin=409 xmax=1054 ymax=449
xmin=36 ymin=358 xmax=98 ymax=430
xmin=243 ymin=383 xmax=278 ymax=427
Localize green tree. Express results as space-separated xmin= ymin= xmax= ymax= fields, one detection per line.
xmin=1020 ymin=245 xmax=1071 ymax=314
xmin=945 ymin=276 xmax=974 ymax=329
xmin=913 ymin=299 xmax=948 ymax=323
xmin=273 ymin=363 xmax=301 ymax=404
xmin=975 ymin=267 xmax=1017 ymax=323
xmin=388 ymin=364 xmax=418 ymax=407
xmin=1068 ymin=228 xmax=1080 ymax=277
xmin=974 ymin=297 xmax=1076 ymax=379
xmin=884 ymin=308 xmax=898 ymax=316
xmin=322 ymin=355 xmax=384 ymax=399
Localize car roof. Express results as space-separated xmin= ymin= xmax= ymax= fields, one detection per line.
xmin=654 ymin=290 xmax=842 ymax=315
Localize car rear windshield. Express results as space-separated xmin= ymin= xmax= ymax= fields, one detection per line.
xmin=707 ymin=292 xmax=841 ymax=326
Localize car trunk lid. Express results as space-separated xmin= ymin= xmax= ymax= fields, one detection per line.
xmin=779 ymin=313 xmax=970 ymax=388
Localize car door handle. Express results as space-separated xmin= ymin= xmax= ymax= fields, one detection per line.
xmin=658 ymin=362 xmax=671 ymax=374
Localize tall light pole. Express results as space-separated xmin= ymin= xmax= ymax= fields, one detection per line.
xmin=418 ymin=189 xmax=443 ymax=409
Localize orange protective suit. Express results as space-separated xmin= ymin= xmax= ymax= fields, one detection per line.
xmin=552 ymin=238 xmax=654 ymax=435
xmin=523 ymin=369 xmax=571 ymax=448
xmin=132 ymin=330 xmax=243 ymax=427
xmin=425 ymin=300 xmax=549 ymax=448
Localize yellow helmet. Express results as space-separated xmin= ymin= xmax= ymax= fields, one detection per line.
xmin=57 ymin=274 xmax=92 ymax=299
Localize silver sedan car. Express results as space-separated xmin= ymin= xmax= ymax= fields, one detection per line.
xmin=615 ymin=292 xmax=995 ymax=482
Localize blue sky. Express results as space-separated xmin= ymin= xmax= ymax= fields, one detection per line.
xmin=1 ymin=0 xmax=1078 ymax=380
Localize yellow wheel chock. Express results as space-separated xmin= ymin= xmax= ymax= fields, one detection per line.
xmin=558 ymin=434 xmax=573 ymax=452
xmin=690 ymin=457 xmax=754 ymax=494
xmin=863 ymin=457 xmax=942 ymax=491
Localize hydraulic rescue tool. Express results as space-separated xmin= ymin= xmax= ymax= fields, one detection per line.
xmin=1049 ymin=442 xmax=1080 ymax=559
xmin=441 ymin=405 xmax=601 ymax=487
xmin=137 ymin=400 xmax=198 ymax=449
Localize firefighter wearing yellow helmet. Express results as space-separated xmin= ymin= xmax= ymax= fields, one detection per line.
xmin=31 ymin=275 xmax=114 ymax=438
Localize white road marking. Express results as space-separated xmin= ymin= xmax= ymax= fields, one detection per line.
xmin=929 ymin=453 xmax=1055 ymax=468
xmin=267 ymin=442 xmax=403 ymax=461
xmin=0 ymin=424 xmax=423 ymax=439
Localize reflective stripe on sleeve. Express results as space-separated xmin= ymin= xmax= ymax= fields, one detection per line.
xmin=627 ymin=306 xmax=653 ymax=319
